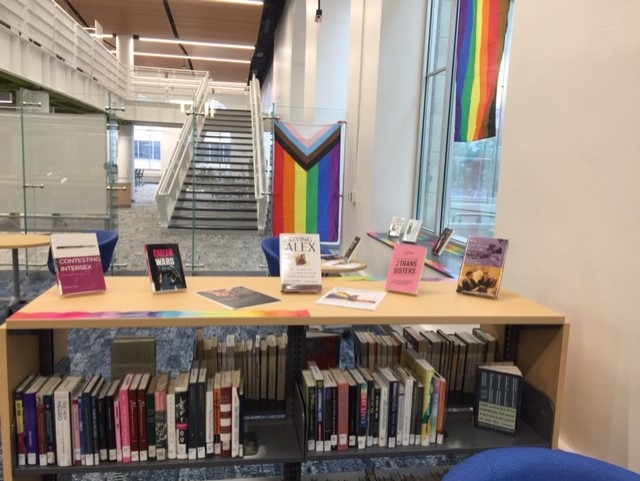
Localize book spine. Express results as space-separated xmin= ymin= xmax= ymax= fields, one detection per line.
xmin=205 ymin=381 xmax=214 ymax=456
xmin=401 ymin=378 xmax=413 ymax=447
xmin=187 ymin=379 xmax=198 ymax=460
xmin=197 ymin=378 xmax=206 ymax=459
xmin=315 ymin=378 xmax=324 ymax=452
xmin=214 ymin=381 xmax=221 ymax=455
xmin=437 ymin=376 xmax=447 ymax=444
xmin=44 ymin=391 xmax=57 ymax=464
xmin=146 ymin=389 xmax=157 ymax=461
xmin=219 ymin=383 xmax=232 ymax=458
xmin=138 ymin=388 xmax=148 ymax=461
xmin=166 ymin=390 xmax=177 ymax=460
xmin=175 ymin=390 xmax=189 ymax=460
xmin=365 ymin=379 xmax=375 ymax=447
xmin=372 ymin=382 xmax=380 ymax=446
xmin=105 ymin=392 xmax=116 ymax=462
xmin=377 ymin=383 xmax=388 ymax=447
xmin=231 ymin=385 xmax=240 ymax=458
xmin=23 ymin=391 xmax=39 ymax=466
xmin=15 ymin=389 xmax=28 ymax=466
xmin=356 ymin=382 xmax=367 ymax=450
xmin=429 ymin=376 xmax=439 ymax=445
xmin=305 ymin=382 xmax=316 ymax=452
xmin=129 ymin=385 xmax=139 ymax=462
xmin=323 ymin=383 xmax=334 ymax=452
xmin=97 ymin=394 xmax=108 ymax=461
xmin=72 ymin=396 xmax=81 ymax=465
xmin=113 ymin=393 xmax=123 ymax=462
xmin=347 ymin=383 xmax=357 ymax=448
xmin=336 ymin=380 xmax=348 ymax=451
xmin=386 ymin=380 xmax=398 ymax=448
xmin=155 ymin=389 xmax=167 ymax=461
xmin=119 ymin=386 xmax=131 ymax=463
xmin=54 ymin=391 xmax=73 ymax=467
xmin=90 ymin=389 xmax=101 ymax=465
xmin=37 ymin=392 xmax=47 ymax=466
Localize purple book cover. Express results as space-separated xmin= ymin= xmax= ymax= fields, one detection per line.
xmin=456 ymin=237 xmax=509 ymax=299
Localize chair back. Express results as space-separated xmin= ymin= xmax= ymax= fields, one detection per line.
xmin=261 ymin=237 xmax=281 ymax=276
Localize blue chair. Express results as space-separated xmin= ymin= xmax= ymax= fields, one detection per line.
xmin=48 ymin=230 xmax=119 ymax=275
xmin=261 ymin=236 xmax=331 ymax=276
xmin=443 ymin=447 xmax=640 ymax=481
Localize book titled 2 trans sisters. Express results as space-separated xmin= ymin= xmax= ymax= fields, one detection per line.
xmin=456 ymin=237 xmax=509 ymax=299
xmin=144 ymin=243 xmax=187 ymax=292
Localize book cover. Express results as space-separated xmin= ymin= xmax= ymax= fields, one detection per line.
xmin=166 ymin=377 xmax=177 ymax=460
xmin=432 ymin=227 xmax=454 ymax=256
xmin=219 ymin=370 xmax=233 ymax=458
xmin=105 ymin=379 xmax=120 ymax=462
xmin=118 ymin=373 xmax=134 ymax=463
xmin=145 ymin=375 xmax=157 ymax=461
xmin=136 ymin=373 xmax=151 ymax=461
xmin=308 ymin=362 xmax=325 ymax=452
xmin=474 ymin=363 xmax=523 ymax=436
xmin=36 ymin=376 xmax=62 ymax=466
xmin=174 ymin=371 xmax=190 ymax=460
xmin=279 ymin=233 xmax=322 ymax=293
xmin=24 ymin=375 xmax=49 ymax=466
xmin=53 ymin=375 xmax=84 ymax=468
xmin=196 ymin=363 xmax=208 ymax=459
xmin=197 ymin=286 xmax=280 ymax=310
xmin=154 ymin=372 xmax=170 ymax=461
xmin=456 ymin=237 xmax=509 ymax=299
xmin=388 ymin=216 xmax=405 ymax=238
xmin=385 ymin=243 xmax=427 ymax=295
xmin=50 ymin=233 xmax=106 ymax=296
xmin=144 ymin=243 xmax=187 ymax=292
xmin=401 ymin=219 xmax=423 ymax=243
xmin=316 ymin=287 xmax=387 ymax=311
xmin=187 ymin=361 xmax=199 ymax=460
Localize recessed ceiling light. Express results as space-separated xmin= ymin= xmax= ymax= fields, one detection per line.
xmin=138 ymin=37 xmax=254 ymax=51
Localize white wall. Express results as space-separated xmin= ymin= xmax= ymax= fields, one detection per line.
xmin=497 ymin=0 xmax=640 ymax=470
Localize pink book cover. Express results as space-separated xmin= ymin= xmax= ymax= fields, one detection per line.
xmin=385 ymin=244 xmax=427 ymax=295
xmin=118 ymin=374 xmax=134 ymax=463
xmin=114 ymin=392 xmax=123 ymax=462
xmin=50 ymin=233 xmax=106 ymax=296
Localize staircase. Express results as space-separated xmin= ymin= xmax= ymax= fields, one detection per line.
xmin=168 ymin=109 xmax=258 ymax=231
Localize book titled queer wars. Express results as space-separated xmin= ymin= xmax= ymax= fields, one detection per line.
xmin=279 ymin=233 xmax=322 ymax=293
xmin=385 ymin=243 xmax=427 ymax=295
xmin=50 ymin=233 xmax=106 ymax=296
xmin=456 ymin=237 xmax=509 ymax=299
xmin=144 ymin=243 xmax=187 ymax=292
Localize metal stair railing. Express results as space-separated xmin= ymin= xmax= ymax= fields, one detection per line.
xmin=155 ymin=72 xmax=210 ymax=227
xmin=249 ymin=74 xmax=268 ymax=234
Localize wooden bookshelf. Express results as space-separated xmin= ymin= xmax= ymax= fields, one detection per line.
xmin=0 ymin=276 xmax=568 ymax=481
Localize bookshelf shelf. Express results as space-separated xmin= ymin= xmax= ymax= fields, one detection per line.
xmin=0 ymin=276 xmax=568 ymax=481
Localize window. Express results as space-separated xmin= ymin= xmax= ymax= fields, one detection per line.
xmin=133 ymin=126 xmax=163 ymax=170
xmin=417 ymin=0 xmax=513 ymax=243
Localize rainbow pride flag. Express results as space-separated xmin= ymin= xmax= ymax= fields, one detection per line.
xmin=454 ymin=0 xmax=510 ymax=142
xmin=272 ymin=120 xmax=342 ymax=242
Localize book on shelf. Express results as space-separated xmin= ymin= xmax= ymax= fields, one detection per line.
xmin=127 ymin=374 xmax=142 ymax=463
xmin=456 ymin=237 xmax=509 ymax=299
xmin=385 ymin=243 xmax=427 ymax=295
xmin=136 ymin=373 xmax=151 ymax=462
xmin=37 ymin=375 xmax=63 ymax=466
xmin=400 ymin=347 xmax=436 ymax=447
xmin=346 ymin=367 xmax=368 ymax=450
xmin=118 ymin=373 xmax=134 ymax=463
xmin=14 ymin=373 xmax=38 ymax=466
xmin=153 ymin=372 xmax=170 ymax=461
xmin=401 ymin=219 xmax=423 ymax=244
xmin=432 ymin=227 xmax=454 ymax=256
xmin=328 ymin=368 xmax=349 ymax=451
xmin=174 ymin=371 xmax=190 ymax=460
xmin=196 ymin=363 xmax=208 ymax=459
xmin=23 ymin=375 xmax=49 ymax=466
xmin=205 ymin=377 xmax=215 ymax=456
xmin=474 ymin=363 xmax=523 ymax=436
xmin=96 ymin=379 xmax=111 ymax=463
xmin=144 ymin=243 xmax=187 ymax=293
xmin=50 ymin=232 xmax=106 ymax=296
xmin=197 ymin=286 xmax=280 ymax=310
xmin=371 ymin=371 xmax=389 ymax=448
xmin=279 ymin=233 xmax=322 ymax=293
xmin=316 ymin=287 xmax=387 ymax=311
xmin=388 ymin=216 xmax=405 ymax=238
xmin=53 ymin=375 xmax=84 ymax=468
xmin=300 ymin=370 xmax=317 ymax=452
xmin=166 ymin=377 xmax=177 ymax=460
xmin=104 ymin=379 xmax=121 ymax=462
xmin=321 ymin=370 xmax=337 ymax=451
xmin=145 ymin=376 xmax=157 ymax=461
xmin=307 ymin=361 xmax=325 ymax=452
xmin=111 ymin=336 xmax=156 ymax=380
xmin=187 ymin=361 xmax=199 ymax=460
xmin=219 ymin=370 xmax=233 ymax=458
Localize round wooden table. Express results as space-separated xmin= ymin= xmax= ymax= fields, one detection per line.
xmin=321 ymin=259 xmax=368 ymax=275
xmin=0 ymin=233 xmax=50 ymax=304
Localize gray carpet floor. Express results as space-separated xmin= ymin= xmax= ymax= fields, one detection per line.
xmin=0 ymin=184 xmax=463 ymax=479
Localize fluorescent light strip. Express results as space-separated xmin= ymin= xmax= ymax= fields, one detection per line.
xmin=134 ymin=52 xmax=250 ymax=64
xmin=214 ymin=0 xmax=263 ymax=5
xmin=139 ymin=37 xmax=254 ymax=51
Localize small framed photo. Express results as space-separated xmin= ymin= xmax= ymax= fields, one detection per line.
xmin=388 ymin=216 xmax=405 ymax=238
xmin=402 ymin=219 xmax=422 ymax=243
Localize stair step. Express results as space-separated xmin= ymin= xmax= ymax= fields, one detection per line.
xmin=192 ymin=156 xmax=253 ymax=163
xmin=174 ymin=205 xmax=257 ymax=213
xmin=171 ymin=213 xmax=257 ymax=222
xmin=178 ymin=195 xmax=257 ymax=203
xmin=168 ymin=223 xmax=257 ymax=232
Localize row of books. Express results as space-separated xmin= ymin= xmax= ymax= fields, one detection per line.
xmin=14 ymin=361 xmax=245 ymax=468
xmin=194 ymin=329 xmax=287 ymax=403
xmin=363 ymin=326 xmax=498 ymax=395
xmin=300 ymin=348 xmax=446 ymax=452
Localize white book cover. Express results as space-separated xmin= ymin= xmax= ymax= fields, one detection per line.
xmin=166 ymin=379 xmax=177 ymax=460
xmin=54 ymin=376 xmax=83 ymax=467
xmin=50 ymin=233 xmax=106 ymax=296
xmin=206 ymin=377 xmax=214 ymax=455
xmin=402 ymin=219 xmax=423 ymax=244
xmin=372 ymin=373 xmax=389 ymax=448
xmin=279 ymin=233 xmax=322 ymax=293
xmin=316 ymin=287 xmax=387 ymax=311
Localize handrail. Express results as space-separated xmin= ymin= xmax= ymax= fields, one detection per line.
xmin=249 ymin=74 xmax=268 ymax=234
xmin=155 ymin=73 xmax=211 ymax=226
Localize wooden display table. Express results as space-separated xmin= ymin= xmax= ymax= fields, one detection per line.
xmin=0 ymin=276 xmax=568 ymax=481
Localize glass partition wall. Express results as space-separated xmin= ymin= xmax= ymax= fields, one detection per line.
xmin=0 ymin=88 xmax=112 ymax=275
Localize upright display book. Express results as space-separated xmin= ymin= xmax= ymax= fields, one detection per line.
xmin=321 ymin=236 xmax=361 ymax=263
xmin=316 ymin=287 xmax=387 ymax=311
xmin=456 ymin=237 xmax=509 ymax=299
xmin=50 ymin=233 xmax=106 ymax=296
xmin=385 ymin=243 xmax=427 ymax=295
xmin=402 ymin=219 xmax=423 ymax=243
xmin=474 ymin=363 xmax=523 ymax=436
xmin=197 ymin=286 xmax=280 ymax=310
xmin=279 ymin=234 xmax=322 ymax=293
xmin=388 ymin=217 xmax=405 ymax=238
xmin=432 ymin=227 xmax=454 ymax=256
xmin=144 ymin=243 xmax=187 ymax=292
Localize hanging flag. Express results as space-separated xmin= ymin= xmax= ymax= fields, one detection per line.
xmin=272 ymin=120 xmax=342 ymax=242
xmin=454 ymin=0 xmax=510 ymax=142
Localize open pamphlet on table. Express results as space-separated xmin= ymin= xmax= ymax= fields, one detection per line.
xmin=197 ymin=286 xmax=281 ymax=310
xmin=316 ymin=287 xmax=387 ymax=311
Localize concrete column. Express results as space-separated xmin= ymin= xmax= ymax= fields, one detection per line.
xmin=117 ymin=123 xmax=134 ymax=187
xmin=116 ymin=34 xmax=134 ymax=67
